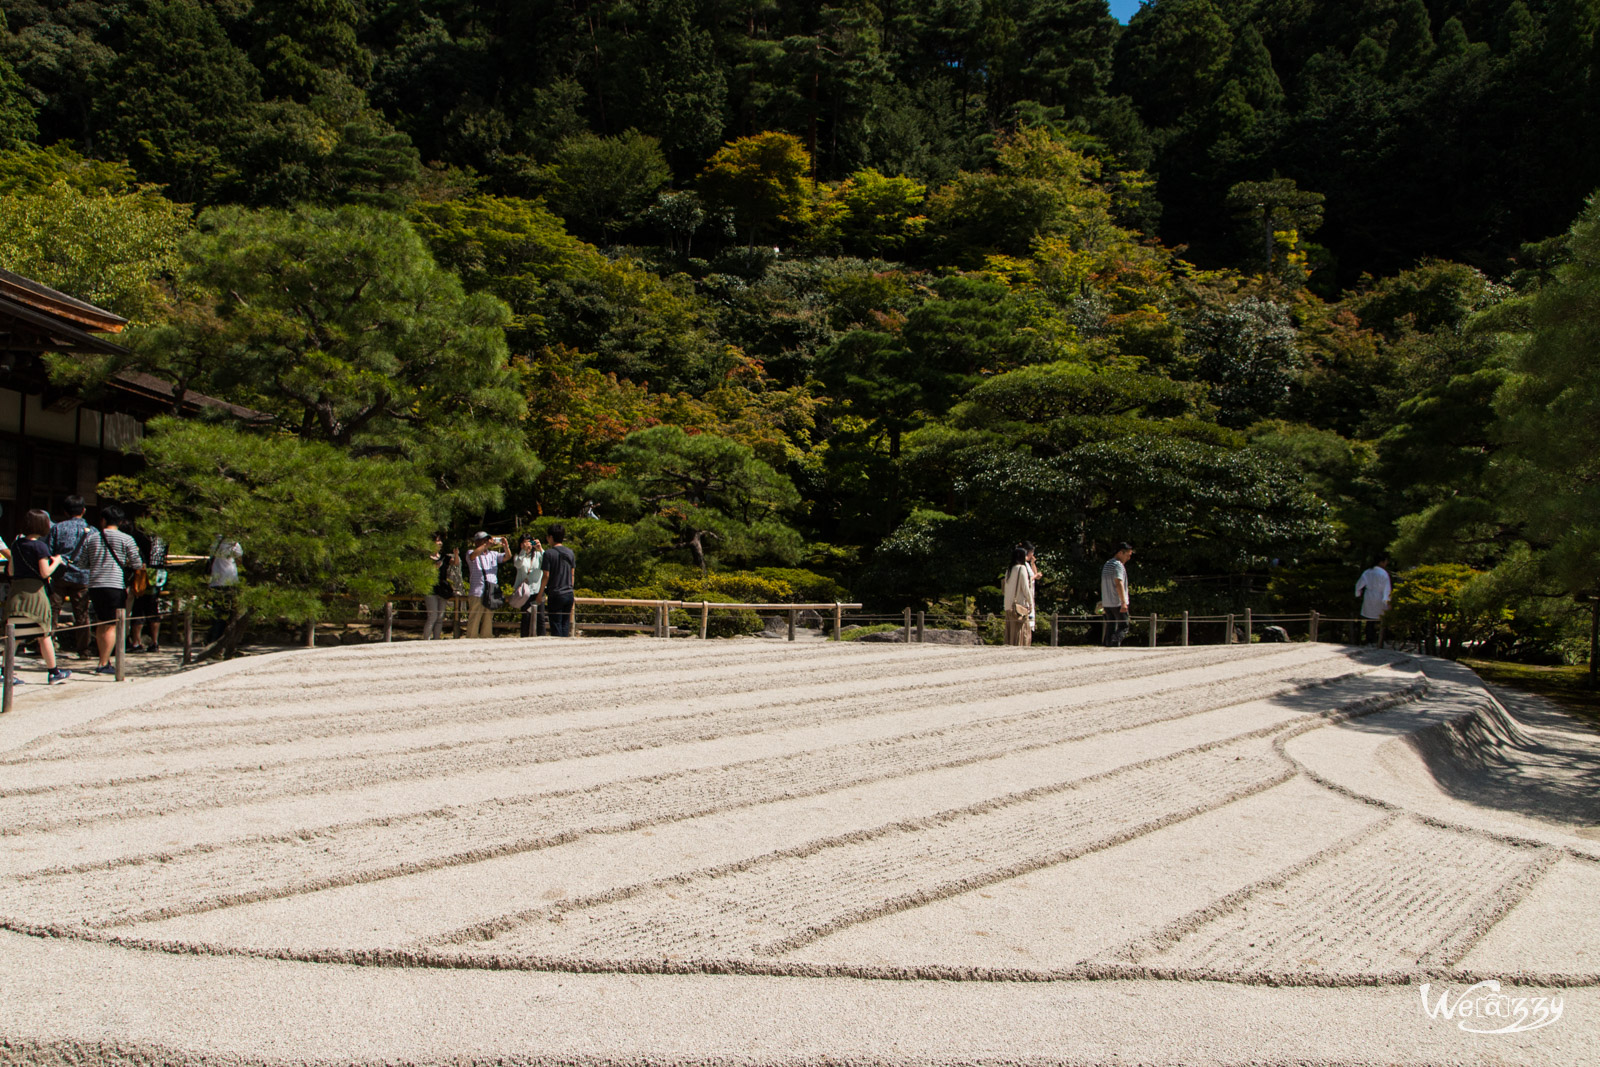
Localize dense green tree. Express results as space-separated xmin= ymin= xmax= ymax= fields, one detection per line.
xmin=545 ymin=130 xmax=672 ymax=239
xmin=137 ymin=204 xmax=535 ymax=516
xmin=587 ymin=425 xmax=802 ymax=574
xmin=700 ymin=131 xmax=814 ymax=248
xmin=101 ymin=417 xmax=436 ymax=655
xmin=1490 ymin=194 xmax=1600 ymax=604
xmin=91 ymin=0 xmax=262 ymax=201
xmin=0 ymin=175 xmax=190 ymax=320
xmin=0 ymin=11 xmax=35 ymax=149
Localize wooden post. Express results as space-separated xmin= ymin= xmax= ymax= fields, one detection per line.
xmin=1182 ymin=611 xmax=1190 ymax=647
xmin=115 ymin=608 xmax=127 ymax=681
xmin=384 ymin=601 xmax=394 ymax=643
xmin=788 ymin=608 xmax=797 ymax=642
xmin=569 ymin=603 xmax=577 ymax=638
xmin=1244 ymin=609 xmax=1253 ymax=644
xmin=2 ymin=623 xmax=14 ymax=715
xmin=183 ymin=608 xmax=193 ymax=665
xmin=916 ymin=611 xmax=925 ymax=643
xmin=1050 ymin=612 xmax=1059 ymax=647
xmin=833 ymin=602 xmax=842 ymax=641
xmin=1591 ymin=600 xmax=1599 ymax=687
xmin=700 ymin=601 xmax=710 ymax=640
xmin=903 ymin=607 xmax=911 ymax=645
xmin=1378 ymin=616 xmax=1386 ymax=650
xmin=1226 ymin=613 xmax=1235 ymax=645
xmin=1148 ymin=613 xmax=1158 ymax=648
xmin=1310 ymin=610 xmax=1320 ymax=643
xmin=655 ymin=603 xmax=665 ymax=638
xmin=305 ymin=619 xmax=315 ymax=648
xmin=452 ymin=597 xmax=463 ymax=639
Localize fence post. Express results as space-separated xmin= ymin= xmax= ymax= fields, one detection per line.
xmin=452 ymin=597 xmax=463 ymax=639
xmin=788 ymin=608 xmax=797 ymax=642
xmin=1226 ymin=613 xmax=1235 ymax=645
xmin=2 ymin=622 xmax=14 ymax=714
xmin=701 ymin=601 xmax=710 ymax=640
xmin=1244 ymin=609 xmax=1253 ymax=644
xmin=903 ymin=607 xmax=911 ymax=645
xmin=384 ymin=601 xmax=395 ymax=643
xmin=1051 ymin=612 xmax=1059 ymax=647
xmin=1379 ymin=616 xmax=1386 ymax=650
xmin=115 ymin=609 xmax=127 ymax=681
xmin=1149 ymin=613 xmax=1158 ymax=648
xmin=656 ymin=603 xmax=666 ymax=639
xmin=1182 ymin=611 xmax=1190 ymax=647
xmin=1310 ymin=610 xmax=1320 ymax=643
xmin=183 ymin=607 xmax=193 ymax=665
xmin=833 ymin=602 xmax=842 ymax=641
xmin=304 ymin=619 xmax=315 ymax=648
xmin=569 ymin=603 xmax=577 ymax=638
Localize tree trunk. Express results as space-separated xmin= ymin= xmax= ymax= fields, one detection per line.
xmin=194 ymin=607 xmax=255 ymax=663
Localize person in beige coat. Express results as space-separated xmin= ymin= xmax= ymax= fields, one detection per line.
xmin=1003 ymin=545 xmax=1035 ymax=646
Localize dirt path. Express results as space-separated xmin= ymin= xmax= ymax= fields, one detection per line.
xmin=0 ymin=639 xmax=1593 ymax=1065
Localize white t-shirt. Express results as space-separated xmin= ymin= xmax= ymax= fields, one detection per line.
xmin=468 ymin=550 xmax=504 ymax=597
xmin=210 ymin=540 xmax=242 ymax=587
xmin=1356 ymin=566 xmax=1391 ymax=620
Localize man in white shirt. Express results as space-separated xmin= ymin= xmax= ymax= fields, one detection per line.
xmin=1355 ymin=557 xmax=1392 ymax=645
xmin=465 ymin=531 xmax=508 ymax=639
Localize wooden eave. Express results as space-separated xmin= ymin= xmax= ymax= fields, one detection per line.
xmin=0 ymin=268 xmax=127 ymax=333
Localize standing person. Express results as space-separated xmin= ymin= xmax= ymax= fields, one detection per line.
xmin=206 ymin=536 xmax=243 ymax=642
xmin=424 ymin=535 xmax=457 ymax=640
xmin=511 ymin=535 xmax=545 ymax=637
xmin=1003 ymin=546 xmax=1035 ymax=646
xmin=1019 ymin=540 xmax=1042 ymax=638
xmin=1356 ymin=557 xmax=1393 ymax=646
xmin=6 ymin=509 xmax=72 ymax=684
xmin=126 ymin=521 xmax=167 ymax=653
xmin=71 ymin=505 xmax=144 ymax=676
xmin=1101 ymin=543 xmax=1134 ymax=647
xmin=465 ymin=532 xmax=508 ymax=639
xmin=46 ymin=495 xmax=93 ymax=658
xmin=540 ymin=524 xmax=577 ymax=637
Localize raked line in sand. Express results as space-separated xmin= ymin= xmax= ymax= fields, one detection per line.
xmin=0 ymin=638 xmax=1596 ymax=1066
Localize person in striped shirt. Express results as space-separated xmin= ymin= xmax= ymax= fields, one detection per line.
xmin=1100 ymin=543 xmax=1134 ymax=647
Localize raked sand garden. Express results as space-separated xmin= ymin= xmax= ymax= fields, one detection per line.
xmin=0 ymin=638 xmax=1596 ymax=1066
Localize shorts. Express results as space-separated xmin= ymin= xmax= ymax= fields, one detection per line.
xmin=89 ymin=587 xmax=127 ymax=624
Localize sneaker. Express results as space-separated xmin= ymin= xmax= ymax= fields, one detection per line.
xmin=144 ymin=642 xmax=159 ymax=654
xmin=46 ymin=668 xmax=71 ymax=684
xmin=7 ymin=676 xmax=21 ymax=686
xmin=93 ymin=665 xmax=116 ymax=676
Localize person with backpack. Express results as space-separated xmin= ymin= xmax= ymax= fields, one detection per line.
xmin=70 ymin=504 xmax=144 ymax=675
xmin=46 ymin=495 xmax=93 ymax=658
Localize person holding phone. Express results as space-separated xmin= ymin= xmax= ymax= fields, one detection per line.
xmin=465 ymin=532 xmax=507 ymax=639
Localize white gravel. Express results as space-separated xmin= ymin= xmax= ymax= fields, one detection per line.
xmin=0 ymin=638 xmax=1594 ymax=1065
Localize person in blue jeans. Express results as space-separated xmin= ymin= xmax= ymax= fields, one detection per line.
xmin=540 ymin=524 xmax=577 ymax=637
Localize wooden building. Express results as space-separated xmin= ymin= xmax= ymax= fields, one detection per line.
xmin=0 ymin=268 xmax=251 ymax=538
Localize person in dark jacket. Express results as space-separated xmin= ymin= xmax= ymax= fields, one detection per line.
xmin=424 ymin=534 xmax=458 ymax=639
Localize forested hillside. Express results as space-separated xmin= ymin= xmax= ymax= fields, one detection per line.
xmin=2 ymin=0 xmax=1597 ymax=658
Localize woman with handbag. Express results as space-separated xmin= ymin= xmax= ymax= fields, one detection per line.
xmin=127 ymin=521 xmax=166 ymax=653
xmin=1003 ymin=545 xmax=1035 ymax=647
xmin=5 ymin=508 xmax=72 ymax=684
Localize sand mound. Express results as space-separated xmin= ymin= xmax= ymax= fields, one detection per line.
xmin=0 ymin=640 xmax=1594 ymax=1065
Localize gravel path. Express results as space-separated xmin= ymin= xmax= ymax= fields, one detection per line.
xmin=1 ymin=638 xmax=1594 ymax=1065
